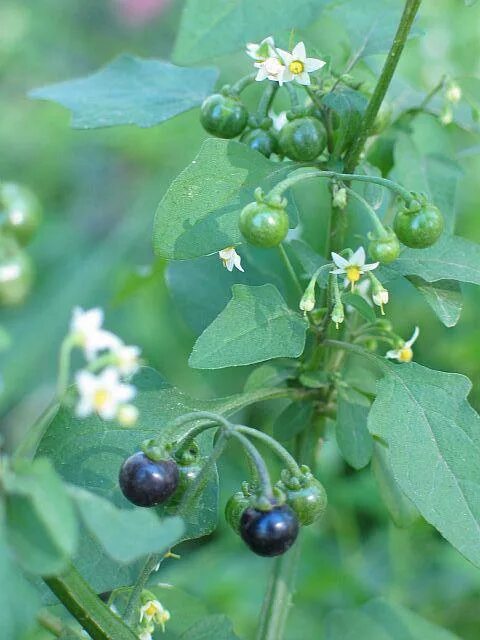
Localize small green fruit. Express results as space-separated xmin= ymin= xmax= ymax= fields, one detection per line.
xmin=279 ymin=117 xmax=326 ymax=161
xmin=0 ymin=182 xmax=42 ymax=246
xmin=240 ymin=128 xmax=278 ymax=157
xmin=200 ymin=94 xmax=248 ymax=139
xmin=0 ymin=237 xmax=33 ymax=306
xmin=394 ymin=203 xmax=444 ymax=249
xmin=239 ymin=202 xmax=289 ymax=248
xmin=225 ymin=488 xmax=252 ymax=534
xmin=278 ymin=467 xmax=327 ymax=526
xmin=368 ymin=229 xmax=401 ymax=264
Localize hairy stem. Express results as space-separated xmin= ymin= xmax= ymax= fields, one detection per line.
xmin=344 ymin=0 xmax=422 ymax=172
xmin=44 ymin=565 xmax=138 ymax=640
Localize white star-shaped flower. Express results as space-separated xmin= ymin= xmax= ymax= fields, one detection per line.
xmin=112 ymin=344 xmax=142 ymax=376
xmin=75 ymin=367 xmax=136 ymax=420
xmin=331 ymin=247 xmax=379 ymax=290
xmin=70 ymin=307 xmax=121 ymax=361
xmin=277 ymin=42 xmax=326 ymax=86
xmin=386 ymin=327 xmax=419 ymax=363
xmin=140 ymin=600 xmax=171 ymax=632
xmin=269 ymin=109 xmax=288 ymax=131
xmin=254 ymin=56 xmax=286 ymax=84
xmin=219 ymin=247 xmax=244 ymax=272
xmin=246 ymin=36 xmax=276 ymax=62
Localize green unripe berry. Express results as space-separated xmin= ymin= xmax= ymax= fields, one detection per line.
xmin=394 ymin=203 xmax=444 ymax=249
xmin=200 ymin=94 xmax=248 ymax=139
xmin=279 ymin=116 xmax=326 ymax=161
xmin=0 ymin=182 xmax=42 ymax=246
xmin=368 ymin=229 xmax=401 ymax=264
xmin=225 ymin=490 xmax=252 ymax=534
xmin=239 ymin=202 xmax=289 ymax=248
xmin=0 ymin=237 xmax=34 ymax=306
xmin=278 ymin=468 xmax=327 ymax=526
xmin=240 ymin=128 xmax=278 ymax=157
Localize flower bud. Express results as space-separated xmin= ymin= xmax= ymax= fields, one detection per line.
xmin=332 ymin=184 xmax=347 ymax=209
xmin=331 ymin=301 xmax=344 ymax=328
xmin=299 ymin=275 xmax=317 ymax=313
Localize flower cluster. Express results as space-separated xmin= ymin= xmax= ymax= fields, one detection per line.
xmin=66 ymin=307 xmax=141 ymax=425
xmin=246 ymin=36 xmax=325 ymax=86
xmin=137 ymin=597 xmax=170 ymax=638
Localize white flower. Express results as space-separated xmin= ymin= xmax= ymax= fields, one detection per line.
xmin=246 ymin=36 xmax=276 ymax=62
xmin=331 ymin=247 xmax=379 ymax=290
xmin=138 ymin=628 xmax=153 ymax=640
xmin=269 ymin=109 xmax=288 ymax=131
xmin=446 ymin=83 xmax=462 ymax=104
xmin=117 ymin=404 xmax=139 ymax=427
xmin=219 ymin=247 xmax=244 ymax=272
xmin=112 ymin=344 xmax=141 ymax=376
xmin=372 ymin=288 xmax=389 ymax=309
xmin=75 ymin=367 xmax=136 ymax=420
xmin=254 ymin=56 xmax=286 ymax=84
xmin=70 ymin=307 xmax=121 ymax=361
xmin=140 ymin=600 xmax=170 ymax=631
xmin=386 ymin=327 xmax=419 ymax=363
xmin=277 ymin=42 xmax=326 ymax=86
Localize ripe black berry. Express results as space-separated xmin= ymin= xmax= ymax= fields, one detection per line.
xmin=119 ymin=452 xmax=179 ymax=507
xmin=239 ymin=504 xmax=299 ymax=557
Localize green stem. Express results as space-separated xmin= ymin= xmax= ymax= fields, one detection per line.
xmin=123 ymin=430 xmax=231 ymax=626
xmin=231 ymin=72 xmax=257 ymax=94
xmin=57 ymin=335 xmax=76 ymax=398
xmin=270 ymin=168 xmax=415 ymax=206
xmin=286 ymin=83 xmax=300 ymax=108
xmin=277 ymin=243 xmax=303 ymax=297
xmin=345 ymin=188 xmax=388 ymax=238
xmin=230 ymin=430 xmax=273 ymax=497
xmin=257 ymin=83 xmax=278 ymax=119
xmin=235 ymin=425 xmax=301 ymax=477
xmin=44 ymin=565 xmax=138 ymax=640
xmin=37 ymin=611 xmax=85 ymax=640
xmin=255 ymin=541 xmax=301 ymax=640
xmin=344 ymin=0 xmax=422 ymax=172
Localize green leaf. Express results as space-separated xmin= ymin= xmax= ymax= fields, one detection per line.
xmin=166 ymin=247 xmax=291 ymax=335
xmin=371 ymin=442 xmax=419 ymax=528
xmin=244 ymin=361 xmax=298 ymax=391
xmin=342 ymin=292 xmax=376 ymax=323
xmin=336 ymin=396 xmax=373 ymax=470
xmin=331 ymin=0 xmax=421 ymax=59
xmin=389 ymin=235 xmax=480 ymax=285
xmin=0 ymin=516 xmax=39 ymax=640
xmin=273 ymin=401 xmax=314 ymax=442
xmin=36 ymin=368 xmax=286 ymax=592
xmin=326 ymin=598 xmax=459 ymax=640
xmin=68 ymin=487 xmax=184 ymax=564
xmin=393 ymin=134 xmax=462 ymax=233
xmin=408 ymin=277 xmax=463 ymax=327
xmin=189 ymin=284 xmax=308 ymax=369
xmin=178 ymin=615 xmax=240 ymax=640
xmin=287 ymin=240 xmax=329 ymax=286
xmin=322 ymin=88 xmax=367 ymax=156
xmin=368 ymin=361 xmax=480 ymax=567
xmin=4 ymin=459 xmax=78 ymax=576
xmin=29 ymin=54 xmax=218 ymax=129
xmin=153 ymin=139 xmax=298 ymax=260
xmin=172 ymin=0 xmax=332 ymax=64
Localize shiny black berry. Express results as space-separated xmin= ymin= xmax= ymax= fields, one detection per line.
xmin=240 ymin=504 xmax=299 ymax=557
xmin=119 ymin=452 xmax=179 ymax=507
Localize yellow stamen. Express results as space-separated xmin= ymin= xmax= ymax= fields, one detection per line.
xmin=289 ymin=60 xmax=304 ymax=74
xmin=345 ymin=265 xmax=361 ymax=289
xmin=145 ymin=603 xmax=157 ymax=617
xmin=93 ymin=389 xmax=109 ymax=411
xmin=398 ymin=347 xmax=413 ymax=363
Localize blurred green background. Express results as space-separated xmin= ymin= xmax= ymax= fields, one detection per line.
xmin=1 ymin=1 xmax=480 ymax=638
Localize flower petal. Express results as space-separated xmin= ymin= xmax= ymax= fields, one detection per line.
xmin=306 ymin=57 xmax=326 ymax=72
xmin=385 ymin=350 xmax=400 ymax=360
xmin=351 ymin=246 xmax=366 ymax=266
xmin=361 ymin=262 xmax=380 ymax=272
xmin=292 ymin=41 xmax=306 ymax=62
xmin=331 ymin=252 xmax=350 ymax=269
xmin=277 ymin=48 xmax=292 ymax=65
xmin=405 ymin=326 xmax=420 ymax=348
xmin=294 ymin=72 xmax=311 ymax=86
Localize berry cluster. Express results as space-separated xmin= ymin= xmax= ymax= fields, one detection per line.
xmin=118 ymin=415 xmax=327 ymax=558
xmin=0 ymin=182 xmax=42 ymax=306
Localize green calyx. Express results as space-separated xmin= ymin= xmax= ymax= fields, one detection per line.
xmin=277 ymin=466 xmax=328 ymax=526
xmin=225 ymin=485 xmax=253 ymax=534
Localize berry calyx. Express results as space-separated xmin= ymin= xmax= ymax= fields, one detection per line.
xmin=394 ymin=201 xmax=444 ymax=249
xmin=0 ymin=182 xmax=41 ymax=246
xmin=0 ymin=237 xmax=33 ymax=306
xmin=119 ymin=451 xmax=179 ymax=507
xmin=167 ymin=442 xmax=203 ymax=507
xmin=240 ymin=502 xmax=299 ymax=557
xmin=200 ymin=93 xmax=248 ymax=139
xmin=240 ymin=128 xmax=278 ymax=157
xmin=239 ymin=192 xmax=289 ymax=248
xmin=368 ymin=229 xmax=401 ymax=264
xmin=225 ymin=483 xmax=252 ymax=534
xmin=279 ymin=116 xmax=326 ymax=161
xmin=277 ymin=466 xmax=327 ymax=526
